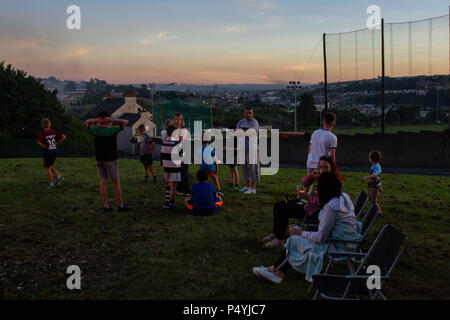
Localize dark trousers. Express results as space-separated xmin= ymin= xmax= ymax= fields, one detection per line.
xmin=176 ymin=163 xmax=191 ymax=194
xmin=272 ymin=200 xmax=306 ymax=240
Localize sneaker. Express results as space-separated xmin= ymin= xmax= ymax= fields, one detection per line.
xmin=262 ymin=233 xmax=276 ymax=242
xmin=228 ymin=183 xmax=234 ymax=189
xmin=232 ymin=185 xmax=240 ymax=191
xmin=169 ymin=202 xmax=177 ymax=210
xmin=244 ymin=188 xmax=256 ymax=195
xmin=47 ymin=184 xmax=55 ymax=190
xmin=239 ymin=186 xmax=249 ymax=192
xmin=102 ymin=206 xmax=113 ymax=214
xmin=144 ymin=176 xmax=149 ymax=182
xmin=162 ymin=202 xmax=171 ymax=209
xmin=252 ymin=266 xmax=283 ymax=284
xmin=118 ymin=204 xmax=130 ymax=212
xmin=217 ymin=190 xmax=224 ymax=198
xmin=56 ymin=176 xmax=64 ymax=186
xmin=264 ymin=239 xmax=283 ymax=248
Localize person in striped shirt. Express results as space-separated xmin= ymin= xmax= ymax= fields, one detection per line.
xmin=161 ymin=124 xmax=182 ymax=209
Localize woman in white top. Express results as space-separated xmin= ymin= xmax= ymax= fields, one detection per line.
xmin=252 ymin=172 xmax=361 ymax=284
xmin=173 ymin=113 xmax=191 ymax=195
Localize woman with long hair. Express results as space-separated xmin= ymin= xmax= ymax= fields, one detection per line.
xmin=253 ymin=172 xmax=361 ymax=284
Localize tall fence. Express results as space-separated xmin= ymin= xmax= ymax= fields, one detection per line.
xmin=322 ymin=10 xmax=450 ymax=132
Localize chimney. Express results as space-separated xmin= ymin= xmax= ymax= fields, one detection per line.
xmin=102 ymin=92 xmax=112 ymax=102
xmin=125 ymin=90 xmax=136 ymax=104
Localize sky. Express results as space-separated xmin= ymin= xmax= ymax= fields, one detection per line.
xmin=1 ymin=0 xmax=449 ymax=84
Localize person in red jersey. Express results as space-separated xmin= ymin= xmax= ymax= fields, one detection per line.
xmin=36 ymin=118 xmax=66 ymax=190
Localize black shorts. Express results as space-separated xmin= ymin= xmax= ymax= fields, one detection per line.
xmin=140 ymin=153 xmax=153 ymax=166
xmin=43 ymin=149 xmax=57 ymax=168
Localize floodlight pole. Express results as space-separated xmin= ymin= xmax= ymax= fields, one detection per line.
xmin=323 ymin=33 xmax=328 ymax=112
xmin=381 ymin=19 xmax=386 ymax=135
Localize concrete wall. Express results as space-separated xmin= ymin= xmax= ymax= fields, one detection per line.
xmin=144 ymin=129 xmax=450 ymax=169
xmin=278 ymin=129 xmax=450 ymax=168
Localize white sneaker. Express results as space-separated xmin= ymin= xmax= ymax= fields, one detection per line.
xmin=252 ymin=266 xmax=283 ymax=284
xmin=239 ymin=186 xmax=249 ymax=192
xmin=244 ymin=188 xmax=256 ymax=195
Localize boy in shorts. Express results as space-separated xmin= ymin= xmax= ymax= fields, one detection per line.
xmin=85 ymin=111 xmax=130 ymax=213
xmin=137 ymin=124 xmax=156 ymax=183
xmin=36 ymin=118 xmax=66 ymax=190
xmin=361 ymin=150 xmax=383 ymax=215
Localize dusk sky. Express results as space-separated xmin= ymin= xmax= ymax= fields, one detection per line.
xmin=1 ymin=0 xmax=449 ymax=84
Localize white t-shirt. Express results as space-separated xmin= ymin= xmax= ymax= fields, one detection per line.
xmin=306 ymin=129 xmax=337 ymax=169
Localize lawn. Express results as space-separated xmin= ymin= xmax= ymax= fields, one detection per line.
xmin=334 ymin=124 xmax=449 ymax=135
xmin=0 ymin=158 xmax=449 ymax=300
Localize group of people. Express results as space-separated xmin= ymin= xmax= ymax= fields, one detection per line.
xmin=36 ymin=107 xmax=383 ymax=283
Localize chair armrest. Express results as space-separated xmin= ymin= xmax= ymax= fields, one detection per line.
xmin=344 ymin=275 xmax=389 ymax=281
xmin=327 ymin=251 xmax=367 ymax=258
xmin=326 ymin=238 xmax=361 ymax=244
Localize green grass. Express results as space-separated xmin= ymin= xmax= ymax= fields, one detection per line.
xmin=334 ymin=124 xmax=448 ymax=135
xmin=0 ymin=158 xmax=449 ymax=300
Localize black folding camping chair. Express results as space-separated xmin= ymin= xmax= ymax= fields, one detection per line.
xmin=311 ymin=224 xmax=407 ymax=300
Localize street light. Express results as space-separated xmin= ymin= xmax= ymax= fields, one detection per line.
xmin=153 ymin=82 xmax=176 ymax=133
xmin=287 ymin=81 xmax=302 ymax=132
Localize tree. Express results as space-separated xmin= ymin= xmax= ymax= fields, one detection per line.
xmin=298 ymin=93 xmax=318 ymax=128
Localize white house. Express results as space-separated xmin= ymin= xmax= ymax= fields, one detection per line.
xmin=84 ymin=91 xmax=156 ymax=154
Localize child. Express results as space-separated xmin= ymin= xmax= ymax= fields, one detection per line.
xmin=306 ymin=112 xmax=337 ymax=176
xmin=36 ymin=118 xmax=66 ymax=190
xmin=185 ymin=169 xmax=223 ymax=216
xmin=361 ymin=150 xmax=382 ymax=215
xmin=161 ymin=124 xmax=182 ymax=209
xmin=224 ymin=128 xmax=240 ymax=190
xmin=137 ymin=124 xmax=156 ymax=183
xmin=196 ymin=138 xmax=224 ymax=198
xmin=85 ymin=111 xmax=130 ymax=213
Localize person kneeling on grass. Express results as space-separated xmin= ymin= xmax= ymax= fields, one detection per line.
xmin=185 ymin=170 xmax=223 ymax=216
xmin=85 ymin=111 xmax=130 ymax=214
xmin=253 ymin=172 xmax=361 ymax=284
xmin=36 ymin=118 xmax=66 ymax=190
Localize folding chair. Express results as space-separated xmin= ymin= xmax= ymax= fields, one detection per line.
xmin=354 ymin=190 xmax=369 ymax=219
xmin=311 ymin=224 xmax=407 ymax=300
xmin=305 ymin=204 xmax=380 ymax=293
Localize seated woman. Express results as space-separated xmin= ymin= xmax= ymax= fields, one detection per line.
xmin=262 ymin=155 xmax=340 ymax=248
xmin=253 ymin=172 xmax=361 ymax=284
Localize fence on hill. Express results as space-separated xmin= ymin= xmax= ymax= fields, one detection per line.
xmin=302 ymin=8 xmax=450 ymax=133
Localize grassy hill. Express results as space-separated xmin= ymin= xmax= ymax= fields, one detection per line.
xmin=0 ymin=158 xmax=449 ymax=299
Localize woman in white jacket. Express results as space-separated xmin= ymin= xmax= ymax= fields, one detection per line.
xmin=253 ymin=172 xmax=362 ymax=284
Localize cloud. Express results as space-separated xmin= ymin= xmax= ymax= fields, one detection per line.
xmin=64 ymin=48 xmax=91 ymax=57
xmin=2 ymin=38 xmax=53 ymax=50
xmin=238 ymin=0 xmax=274 ymax=10
xmin=139 ymin=31 xmax=178 ymax=45
xmin=221 ymin=24 xmax=248 ymax=33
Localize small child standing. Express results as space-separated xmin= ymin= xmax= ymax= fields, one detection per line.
xmin=185 ymin=170 xmax=223 ymax=216
xmin=36 ymin=118 xmax=66 ymax=190
xmin=361 ymin=150 xmax=383 ymax=215
xmin=196 ymin=138 xmax=224 ymax=198
xmin=137 ymin=124 xmax=156 ymax=183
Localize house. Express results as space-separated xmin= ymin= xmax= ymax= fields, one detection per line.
xmin=84 ymin=91 xmax=156 ymax=154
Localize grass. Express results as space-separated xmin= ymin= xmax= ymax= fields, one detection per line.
xmin=0 ymin=158 xmax=449 ymax=300
xmin=333 ymin=124 xmax=448 ymax=135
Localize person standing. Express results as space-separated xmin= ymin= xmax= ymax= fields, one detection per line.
xmin=306 ymin=112 xmax=338 ymax=176
xmin=236 ymin=107 xmax=259 ymax=195
xmin=173 ymin=113 xmax=191 ymax=196
xmin=85 ymin=111 xmax=130 ymax=213
xmin=36 ymin=118 xmax=66 ymax=190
